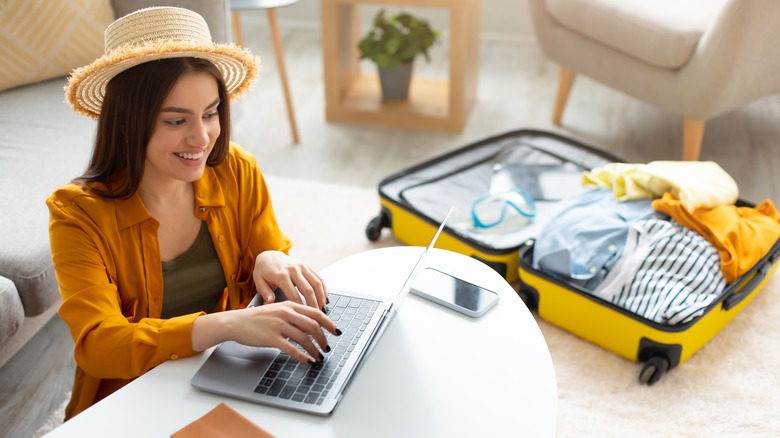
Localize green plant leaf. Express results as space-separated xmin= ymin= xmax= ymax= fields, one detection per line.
xmin=356 ymin=9 xmax=441 ymax=71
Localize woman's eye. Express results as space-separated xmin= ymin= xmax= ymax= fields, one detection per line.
xmin=165 ymin=119 xmax=185 ymax=126
xmin=204 ymin=111 xmax=219 ymax=120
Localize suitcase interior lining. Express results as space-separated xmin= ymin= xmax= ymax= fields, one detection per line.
xmin=389 ymin=132 xmax=614 ymax=250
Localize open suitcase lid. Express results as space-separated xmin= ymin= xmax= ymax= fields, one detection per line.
xmin=378 ymin=129 xmax=622 ymax=252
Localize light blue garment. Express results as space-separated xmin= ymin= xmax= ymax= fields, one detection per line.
xmin=532 ymin=189 xmax=660 ymax=290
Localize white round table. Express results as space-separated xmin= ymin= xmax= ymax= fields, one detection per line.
xmin=46 ymin=247 xmax=557 ymax=437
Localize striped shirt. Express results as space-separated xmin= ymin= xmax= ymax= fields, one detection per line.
xmin=593 ymin=219 xmax=726 ymax=325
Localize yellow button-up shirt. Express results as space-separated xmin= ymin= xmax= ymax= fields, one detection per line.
xmin=46 ymin=143 xmax=291 ymax=419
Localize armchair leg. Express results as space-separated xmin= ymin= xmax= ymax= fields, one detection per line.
xmin=553 ymin=67 xmax=576 ymax=125
xmin=682 ymin=118 xmax=706 ymax=161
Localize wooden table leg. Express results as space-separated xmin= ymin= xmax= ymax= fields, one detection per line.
xmin=231 ymin=11 xmax=244 ymax=47
xmin=267 ymin=9 xmax=300 ymax=144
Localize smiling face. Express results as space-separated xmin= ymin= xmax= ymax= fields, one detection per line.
xmin=143 ymin=71 xmax=221 ymax=187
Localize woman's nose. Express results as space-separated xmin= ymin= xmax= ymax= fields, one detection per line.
xmin=188 ymin=120 xmax=210 ymax=146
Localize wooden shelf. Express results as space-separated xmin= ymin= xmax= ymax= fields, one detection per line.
xmin=327 ymin=74 xmax=461 ymax=130
xmin=320 ymin=0 xmax=481 ymax=132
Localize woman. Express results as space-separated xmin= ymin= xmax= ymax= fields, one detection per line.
xmin=46 ymin=7 xmax=337 ymax=420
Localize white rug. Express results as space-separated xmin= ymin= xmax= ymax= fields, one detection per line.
xmin=266 ymin=175 xmax=402 ymax=271
xmin=38 ymin=176 xmax=780 ymax=437
xmin=34 ymin=392 xmax=70 ymax=438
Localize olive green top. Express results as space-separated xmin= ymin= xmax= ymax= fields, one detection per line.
xmin=161 ymin=221 xmax=227 ymax=319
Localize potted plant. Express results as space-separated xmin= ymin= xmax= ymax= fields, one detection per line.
xmin=357 ymin=10 xmax=441 ymax=100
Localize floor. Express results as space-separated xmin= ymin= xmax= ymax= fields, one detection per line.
xmin=0 ymin=316 xmax=75 ymax=438
xmin=2 ymin=19 xmax=779 ymax=438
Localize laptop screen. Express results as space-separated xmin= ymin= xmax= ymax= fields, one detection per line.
xmin=392 ymin=206 xmax=453 ymax=306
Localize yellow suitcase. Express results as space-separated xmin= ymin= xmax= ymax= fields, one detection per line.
xmin=367 ymin=128 xmax=780 ymax=384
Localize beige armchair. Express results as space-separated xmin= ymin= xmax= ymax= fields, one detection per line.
xmin=528 ymin=0 xmax=780 ymax=161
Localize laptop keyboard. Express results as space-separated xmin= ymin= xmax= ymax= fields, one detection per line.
xmin=253 ymin=293 xmax=380 ymax=405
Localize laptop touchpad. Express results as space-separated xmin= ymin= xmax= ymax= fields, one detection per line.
xmin=217 ymin=341 xmax=279 ymax=363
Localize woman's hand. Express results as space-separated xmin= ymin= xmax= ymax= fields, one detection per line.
xmin=192 ymin=301 xmax=340 ymax=364
xmin=253 ymin=251 xmax=328 ymax=310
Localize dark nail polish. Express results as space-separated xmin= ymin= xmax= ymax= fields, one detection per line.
xmin=318 ymin=353 xmax=324 ymax=362
xmin=308 ymin=359 xmax=316 ymax=366
xmin=325 ymin=345 xmax=331 ymax=353
xmin=335 ymin=328 xmax=343 ymax=336
xmin=321 ymin=306 xmax=327 ymax=313
xmin=326 ymin=297 xmax=330 ymax=304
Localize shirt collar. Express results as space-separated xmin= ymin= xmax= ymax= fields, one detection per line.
xmin=115 ymin=192 xmax=153 ymax=230
xmin=114 ymin=161 xmax=228 ymax=230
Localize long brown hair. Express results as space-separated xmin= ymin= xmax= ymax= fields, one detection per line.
xmin=75 ymin=57 xmax=231 ymax=198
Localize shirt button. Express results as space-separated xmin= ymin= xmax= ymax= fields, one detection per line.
xmin=199 ymin=207 xmax=206 ymax=213
xmin=169 ymin=354 xmax=179 ymax=360
xmin=589 ymin=267 xmax=598 ymax=274
xmin=218 ymin=235 xmax=224 ymax=242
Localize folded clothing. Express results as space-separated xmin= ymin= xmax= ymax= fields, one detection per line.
xmin=653 ymin=193 xmax=780 ymax=283
xmin=583 ymin=161 xmax=738 ymax=211
xmin=533 ymin=188 xmax=659 ymax=290
xmin=593 ymin=219 xmax=726 ymax=325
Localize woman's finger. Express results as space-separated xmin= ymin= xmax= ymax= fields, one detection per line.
xmin=286 ymin=329 xmax=325 ymax=362
xmin=275 ymin=277 xmax=303 ymax=305
xmin=294 ymin=303 xmax=340 ymax=337
xmin=254 ymin=280 xmax=276 ymax=305
xmin=279 ymin=305 xmax=332 ymax=352
xmin=300 ymin=266 xmax=328 ymax=309
xmin=277 ymin=337 xmax=318 ymax=364
xmin=290 ymin=269 xmax=320 ymax=309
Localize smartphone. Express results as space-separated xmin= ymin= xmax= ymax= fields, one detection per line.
xmin=410 ymin=267 xmax=499 ymax=317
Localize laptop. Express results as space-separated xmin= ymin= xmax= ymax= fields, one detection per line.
xmin=191 ymin=207 xmax=453 ymax=415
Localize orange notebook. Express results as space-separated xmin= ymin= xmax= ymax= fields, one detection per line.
xmin=171 ymin=403 xmax=274 ymax=438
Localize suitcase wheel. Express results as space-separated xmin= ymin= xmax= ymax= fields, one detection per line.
xmin=365 ymin=209 xmax=391 ymax=241
xmin=517 ymin=285 xmax=539 ymax=311
xmin=639 ymin=355 xmax=670 ymax=386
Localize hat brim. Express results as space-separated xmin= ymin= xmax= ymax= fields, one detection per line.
xmin=65 ymin=40 xmax=260 ymax=119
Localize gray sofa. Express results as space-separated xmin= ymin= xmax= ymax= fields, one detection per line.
xmin=0 ymin=0 xmax=232 ymax=368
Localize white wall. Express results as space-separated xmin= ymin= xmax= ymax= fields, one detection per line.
xmin=273 ymin=0 xmax=535 ymax=41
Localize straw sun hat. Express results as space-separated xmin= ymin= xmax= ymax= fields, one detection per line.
xmin=65 ymin=6 xmax=260 ymax=119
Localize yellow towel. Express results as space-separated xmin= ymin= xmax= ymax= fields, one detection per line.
xmin=583 ymin=161 xmax=738 ymax=210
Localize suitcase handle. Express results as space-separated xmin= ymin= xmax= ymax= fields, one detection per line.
xmin=722 ymin=262 xmax=771 ymax=311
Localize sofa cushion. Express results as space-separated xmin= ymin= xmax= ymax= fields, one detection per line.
xmin=0 ymin=277 xmax=24 ymax=344
xmin=0 ymin=78 xmax=95 ymax=315
xmin=0 ymin=0 xmax=114 ymax=91
xmin=544 ymin=0 xmax=728 ymax=69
